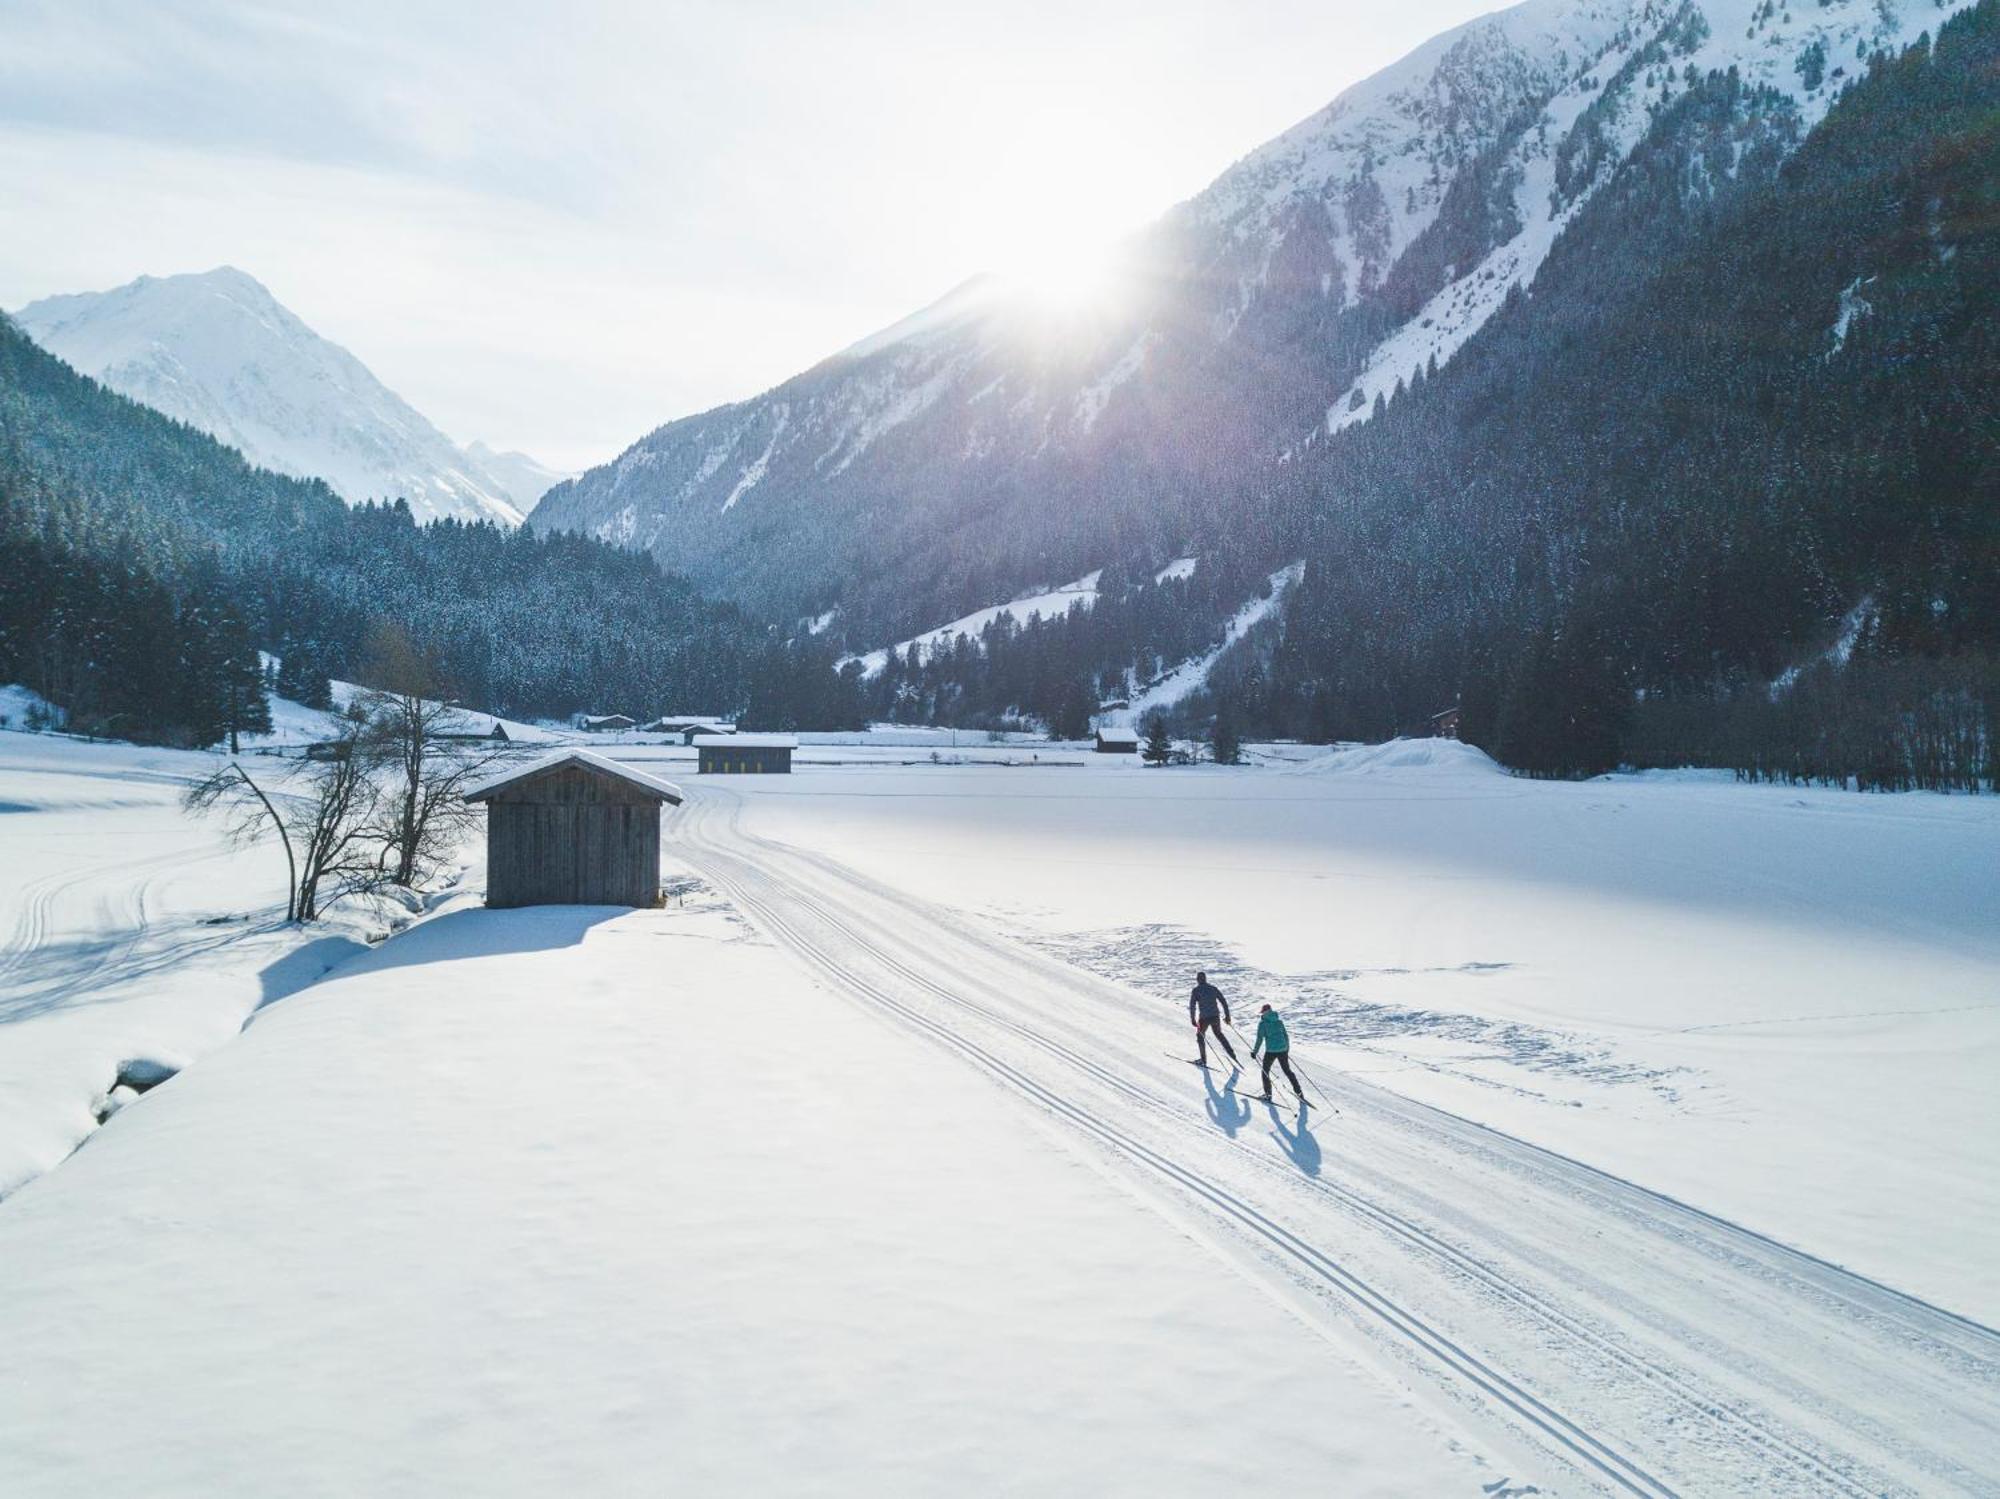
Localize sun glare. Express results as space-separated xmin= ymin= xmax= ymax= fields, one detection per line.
xmin=1000 ymin=237 xmax=1129 ymax=321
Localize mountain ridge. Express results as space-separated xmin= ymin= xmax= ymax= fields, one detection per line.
xmin=15 ymin=267 xmax=552 ymax=527
xmin=528 ymin=0 xmax=1949 ymax=648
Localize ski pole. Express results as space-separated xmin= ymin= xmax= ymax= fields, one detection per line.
xmin=1231 ymin=1016 xmax=1337 ymax=1113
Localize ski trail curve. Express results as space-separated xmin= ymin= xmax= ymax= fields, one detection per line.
xmin=674 ymin=785 xmax=2000 ymax=1498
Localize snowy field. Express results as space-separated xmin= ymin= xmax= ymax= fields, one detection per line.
xmin=0 ymin=727 xmax=1500 ymax=1496
xmin=3 ymin=724 xmax=1997 ymax=1495
xmin=702 ymin=738 xmax=2000 ymax=1324
xmin=0 ymin=732 xmax=400 ymax=1195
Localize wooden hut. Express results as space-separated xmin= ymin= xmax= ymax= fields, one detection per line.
xmin=464 ymin=749 xmax=683 ymax=908
xmin=1094 ymin=728 xmax=1140 ymax=754
xmin=694 ymin=734 xmax=795 ymax=774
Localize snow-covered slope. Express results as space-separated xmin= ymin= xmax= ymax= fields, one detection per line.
xmin=466 ymin=441 xmax=567 ymax=515
xmin=849 ymin=570 xmax=1103 ymax=676
xmin=15 ymin=269 xmax=542 ymax=527
xmin=1118 ymin=561 xmax=1303 ymax=726
xmin=532 ymin=0 xmax=1956 ymax=642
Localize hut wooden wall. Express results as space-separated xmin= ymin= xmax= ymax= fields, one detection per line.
xmin=484 ymin=765 xmax=663 ymax=908
xmin=696 ymin=745 xmax=792 ymax=774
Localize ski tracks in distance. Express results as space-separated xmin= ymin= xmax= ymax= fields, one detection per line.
xmin=675 ymin=786 xmax=2000 ymax=1498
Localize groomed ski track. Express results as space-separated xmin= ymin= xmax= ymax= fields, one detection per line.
xmin=676 ymin=787 xmax=2000 ymax=1497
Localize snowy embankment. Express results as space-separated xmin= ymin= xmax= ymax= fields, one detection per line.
xmin=0 ymin=862 xmax=1487 ymax=1495
xmin=239 ymin=677 xmax=559 ymax=752
xmin=0 ymin=731 xmax=400 ymax=1196
xmin=722 ymin=738 xmax=2000 ymax=1324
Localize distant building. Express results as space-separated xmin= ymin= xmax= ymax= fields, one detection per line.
xmin=1094 ymin=729 xmax=1140 ymax=754
xmin=644 ymin=716 xmax=736 ymax=744
xmin=573 ymin=713 xmax=636 ymax=733
xmin=1427 ymin=706 xmax=1463 ymax=740
xmin=464 ymin=749 xmax=683 ymax=908
xmin=695 ymin=734 xmax=796 ymax=774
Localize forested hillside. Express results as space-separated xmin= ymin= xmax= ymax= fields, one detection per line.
xmin=531 ymin=0 xmax=1798 ymax=641
xmin=901 ymin=5 xmax=1998 ymax=786
xmin=0 ymin=318 xmax=856 ymax=744
xmin=1234 ymin=4 xmax=1998 ymax=780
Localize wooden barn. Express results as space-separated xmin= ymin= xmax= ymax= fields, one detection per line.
xmin=464 ymin=749 xmax=684 ymax=908
xmin=694 ymin=733 xmax=795 ymax=774
xmin=1094 ymin=728 xmax=1140 ymax=754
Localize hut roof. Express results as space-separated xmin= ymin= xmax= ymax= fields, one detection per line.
xmin=694 ymin=734 xmax=797 ymax=749
xmin=463 ymin=748 xmax=685 ymax=804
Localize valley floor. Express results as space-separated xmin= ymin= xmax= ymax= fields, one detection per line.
xmin=682 ymin=737 xmax=2000 ymax=1326
xmin=1 ymin=728 xmax=1995 ymax=1495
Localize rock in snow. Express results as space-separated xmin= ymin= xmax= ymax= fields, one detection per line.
xmin=14 ymin=268 xmax=554 ymax=527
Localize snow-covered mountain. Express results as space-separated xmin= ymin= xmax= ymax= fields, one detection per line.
xmin=532 ymin=0 xmax=1958 ymax=643
xmin=15 ymin=268 xmax=542 ymax=527
xmin=465 ymin=442 xmax=566 ymax=514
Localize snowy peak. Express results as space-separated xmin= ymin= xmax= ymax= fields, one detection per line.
xmin=15 ymin=269 xmax=543 ymax=528
xmin=530 ymin=0 xmax=1975 ymax=640
xmin=466 ymin=442 xmax=568 ymax=514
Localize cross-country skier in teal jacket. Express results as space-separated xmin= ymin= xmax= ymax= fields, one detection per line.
xmin=1250 ymin=1004 xmax=1306 ymax=1105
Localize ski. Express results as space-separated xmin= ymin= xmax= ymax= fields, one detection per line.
xmin=1227 ymin=1085 xmax=1311 ymax=1108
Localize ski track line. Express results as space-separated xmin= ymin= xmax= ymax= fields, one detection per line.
xmin=736 ymin=791 xmax=2000 ymax=1487
xmin=689 ymin=829 xmax=1676 ymax=1498
xmin=0 ymin=843 xmax=239 ymax=1019
xmin=729 ymin=797 xmax=2000 ymax=1369
xmin=762 ymin=807 xmax=2000 ymax=1372
xmin=674 ymin=787 xmax=2000 ymax=1498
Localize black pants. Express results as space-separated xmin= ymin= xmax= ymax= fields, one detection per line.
xmin=1195 ymin=1016 xmax=1237 ymax=1064
xmin=1261 ymin=1050 xmax=1302 ymax=1097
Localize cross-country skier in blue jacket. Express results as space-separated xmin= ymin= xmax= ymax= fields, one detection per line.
xmin=1250 ymin=1004 xmax=1306 ymax=1105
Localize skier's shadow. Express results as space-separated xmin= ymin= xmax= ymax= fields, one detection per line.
xmin=1266 ymin=1102 xmax=1322 ymax=1177
xmin=1202 ymin=1065 xmax=1251 ymax=1137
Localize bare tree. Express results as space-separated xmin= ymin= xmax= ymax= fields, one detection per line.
xmin=184 ymin=727 xmax=384 ymax=922
xmin=183 ymin=761 xmax=298 ymax=921
xmin=353 ymin=621 xmax=503 ymax=889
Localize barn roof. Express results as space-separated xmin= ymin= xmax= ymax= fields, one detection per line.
xmin=463 ymin=748 xmax=685 ymax=804
xmin=693 ymin=734 xmax=797 ymax=749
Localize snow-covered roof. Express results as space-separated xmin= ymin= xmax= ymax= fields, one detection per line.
xmin=463 ymin=749 xmax=685 ymax=803
xmin=693 ymin=734 xmax=797 ymax=750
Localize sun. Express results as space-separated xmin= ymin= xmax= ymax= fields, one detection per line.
xmin=998 ymin=236 xmax=1129 ymax=322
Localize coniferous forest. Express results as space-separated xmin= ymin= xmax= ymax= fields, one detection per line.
xmin=2 ymin=7 xmax=1994 ymax=787
xmin=867 ymin=7 xmax=1999 ymax=789
xmin=0 ymin=315 xmax=860 ymax=744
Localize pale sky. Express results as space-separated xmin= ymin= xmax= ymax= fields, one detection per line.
xmin=0 ymin=1 xmax=1502 ymax=471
